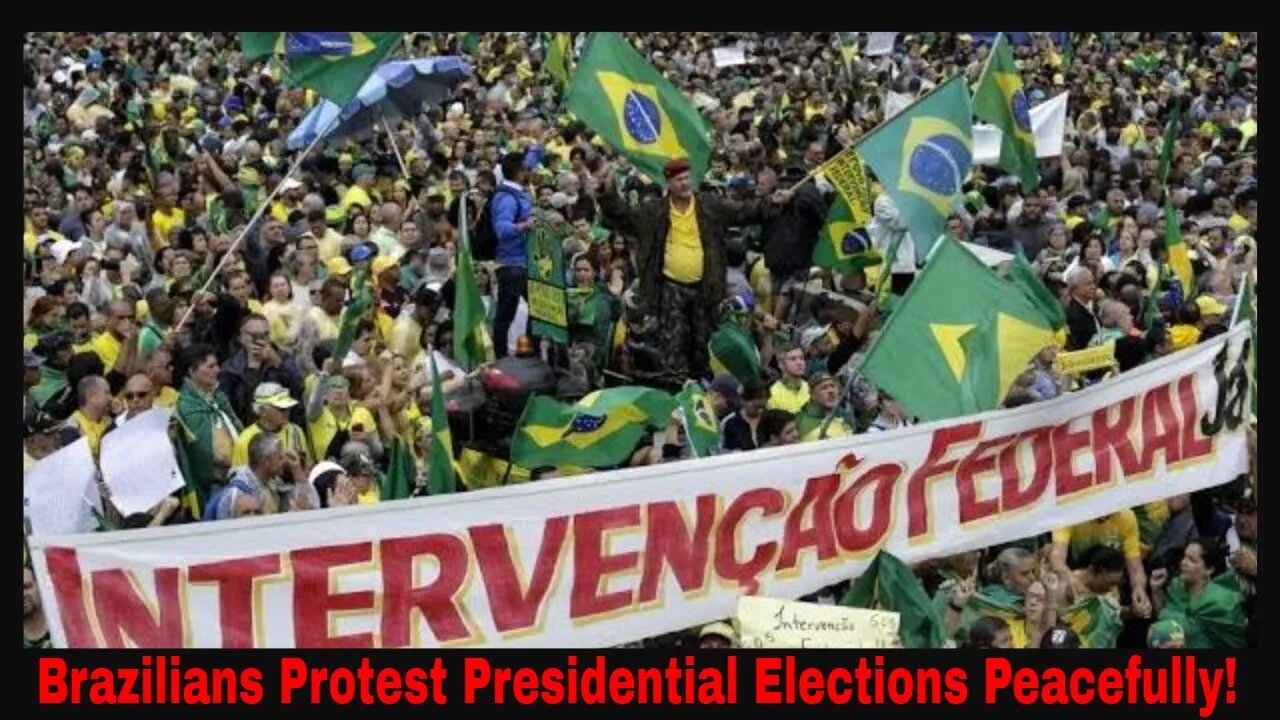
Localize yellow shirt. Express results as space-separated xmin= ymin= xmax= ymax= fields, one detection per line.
xmin=1052 ymin=509 xmax=1142 ymax=563
xmin=232 ymin=422 xmax=309 ymax=468
xmin=341 ymin=185 xmax=373 ymax=212
xmin=767 ymin=380 xmax=810 ymax=414
xmin=309 ymin=405 xmax=377 ymax=461
xmin=316 ymin=228 xmax=345 ymax=263
xmin=89 ymin=332 xmax=122 ymax=373
xmin=309 ymin=307 xmax=342 ymax=342
xmin=155 ymin=386 xmax=179 ymax=409
xmin=262 ymin=300 xmax=298 ymax=345
xmin=150 ymin=207 xmax=185 ymax=250
xmin=388 ymin=312 xmax=424 ymax=363
xmin=71 ymin=409 xmax=112 ymax=457
xmin=270 ymin=201 xmax=291 ymax=224
xmin=664 ymin=199 xmax=704 ymax=283
xmin=1228 ymin=213 xmax=1251 ymax=233
xmin=1239 ymin=118 xmax=1257 ymax=146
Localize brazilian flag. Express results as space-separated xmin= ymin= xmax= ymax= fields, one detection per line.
xmin=542 ymin=32 xmax=574 ymax=90
xmin=860 ymin=237 xmax=1058 ymax=421
xmin=1060 ymin=595 xmax=1123 ymax=648
xmin=708 ymin=322 xmax=761 ymax=386
xmin=843 ymin=551 xmax=947 ymax=648
xmin=330 ymin=268 xmax=372 ymax=364
xmin=935 ymin=582 xmax=1030 ymax=647
xmin=380 ymin=438 xmax=417 ymax=501
xmin=812 ymin=197 xmax=883 ymax=273
xmin=239 ymin=33 xmax=402 ymax=107
xmin=857 ymin=73 xmax=973 ymax=260
xmin=426 ymin=356 xmax=457 ymax=495
xmin=511 ymin=387 xmax=676 ymax=470
xmin=565 ymin=32 xmax=711 ymax=187
xmin=675 ymin=381 xmax=719 ymax=458
xmin=973 ymin=33 xmax=1039 ymax=192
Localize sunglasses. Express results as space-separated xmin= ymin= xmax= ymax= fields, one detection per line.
xmin=125 ymin=391 xmax=151 ymax=400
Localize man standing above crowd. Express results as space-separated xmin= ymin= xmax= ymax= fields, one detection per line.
xmin=491 ymin=152 xmax=536 ymax=358
xmin=596 ymin=158 xmax=788 ymax=386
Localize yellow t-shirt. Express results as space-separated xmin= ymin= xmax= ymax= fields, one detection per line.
xmin=767 ymin=380 xmax=810 ymax=414
xmin=1239 ymin=118 xmax=1257 ymax=146
xmin=388 ymin=312 xmax=424 ymax=363
xmin=309 ymin=307 xmax=342 ymax=342
xmin=664 ymin=199 xmax=704 ymax=283
xmin=89 ymin=332 xmax=122 ymax=373
xmin=150 ymin=207 xmax=185 ymax=250
xmin=262 ymin=300 xmax=298 ymax=345
xmin=71 ymin=410 xmax=112 ymax=457
xmin=1228 ymin=213 xmax=1251 ymax=233
xmin=316 ymin=228 xmax=345 ymax=263
xmin=269 ymin=201 xmax=291 ymax=224
xmin=1052 ymin=509 xmax=1142 ymax=563
xmin=309 ymin=405 xmax=377 ymax=461
xmin=232 ymin=422 xmax=309 ymax=468
xmin=341 ymin=185 xmax=373 ymax=212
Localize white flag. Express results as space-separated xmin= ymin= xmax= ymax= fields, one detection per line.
xmin=100 ymin=408 xmax=184 ymax=517
xmin=864 ymin=32 xmax=899 ymax=57
xmin=884 ymin=90 xmax=913 ymax=120
xmin=973 ymin=92 xmax=1070 ymax=165
xmin=25 ymin=438 xmax=101 ymax=537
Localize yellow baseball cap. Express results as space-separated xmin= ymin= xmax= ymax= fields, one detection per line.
xmin=372 ymin=255 xmax=398 ymax=278
xmin=1195 ymin=296 xmax=1228 ymax=317
xmin=326 ymin=256 xmax=352 ymax=277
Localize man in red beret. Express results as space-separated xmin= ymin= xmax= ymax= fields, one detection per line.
xmin=593 ymin=158 xmax=791 ymax=387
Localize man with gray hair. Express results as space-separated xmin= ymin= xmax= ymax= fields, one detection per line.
xmin=1064 ymin=265 xmax=1101 ymax=351
xmin=106 ymin=200 xmax=151 ymax=266
xmin=205 ymin=431 xmax=316 ymax=520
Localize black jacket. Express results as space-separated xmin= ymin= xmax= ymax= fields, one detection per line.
xmin=598 ymin=189 xmax=771 ymax=318
xmin=217 ymin=347 xmax=305 ymax=426
xmin=761 ymin=184 xmax=827 ymax=278
xmin=1065 ymin=298 xmax=1101 ymax=351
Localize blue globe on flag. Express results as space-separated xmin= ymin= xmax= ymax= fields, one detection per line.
xmin=908 ymin=134 xmax=971 ymax=197
xmin=569 ymin=413 xmax=607 ymax=434
xmin=841 ymin=228 xmax=871 ymax=256
xmin=622 ymin=92 xmax=661 ymax=145
xmin=1010 ymin=89 xmax=1032 ymax=132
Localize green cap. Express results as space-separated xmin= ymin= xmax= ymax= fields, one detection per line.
xmin=325 ymin=205 xmax=347 ymax=227
xmin=325 ymin=375 xmax=351 ymax=391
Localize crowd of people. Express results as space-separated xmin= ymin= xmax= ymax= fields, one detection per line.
xmin=22 ymin=31 xmax=1256 ymax=650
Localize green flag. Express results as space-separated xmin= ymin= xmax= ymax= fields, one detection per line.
xmin=1060 ymin=596 xmax=1124 ymax=648
xmin=330 ymin=269 xmax=372 ymax=364
xmin=458 ymin=32 xmax=481 ymax=55
xmin=564 ymin=32 xmax=711 ymax=187
xmin=1156 ymin=101 xmax=1182 ymax=188
xmin=860 ymin=237 xmax=1058 ymax=421
xmin=841 ymin=551 xmax=947 ymax=648
xmin=1002 ymin=253 xmax=1066 ymax=330
xmin=973 ymin=33 xmax=1039 ymax=192
xmin=812 ymin=197 xmax=883 ymax=273
xmin=1061 ymin=33 xmax=1076 ymax=72
xmin=708 ymin=322 xmax=761 ymax=386
xmin=838 ymin=33 xmax=859 ymax=79
xmin=380 ymin=438 xmax=416 ymax=501
xmin=676 ymin=381 xmax=719 ymax=458
xmin=1164 ymin=199 xmax=1194 ymax=297
xmin=453 ymin=183 xmax=494 ymax=371
xmin=427 ymin=356 xmax=456 ymax=495
xmin=239 ymin=33 xmax=401 ymax=107
xmin=512 ymin=387 xmax=675 ymax=470
xmin=543 ymin=32 xmax=574 ymax=89
xmin=857 ymin=73 xmax=974 ymax=259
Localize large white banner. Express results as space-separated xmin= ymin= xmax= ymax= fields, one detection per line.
xmin=29 ymin=325 xmax=1252 ymax=649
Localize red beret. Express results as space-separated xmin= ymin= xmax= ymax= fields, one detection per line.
xmin=663 ymin=158 xmax=691 ymax=180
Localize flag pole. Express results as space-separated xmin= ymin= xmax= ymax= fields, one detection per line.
xmin=172 ymin=118 xmax=334 ymax=335
xmin=382 ymin=114 xmax=411 ymax=180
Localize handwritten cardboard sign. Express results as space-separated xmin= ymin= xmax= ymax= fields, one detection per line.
xmin=735 ymin=596 xmax=901 ymax=649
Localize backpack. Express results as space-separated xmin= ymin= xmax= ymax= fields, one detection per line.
xmin=471 ymin=188 xmax=512 ymax=262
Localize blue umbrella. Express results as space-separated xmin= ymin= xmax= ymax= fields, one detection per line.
xmin=287 ymin=57 xmax=472 ymax=150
